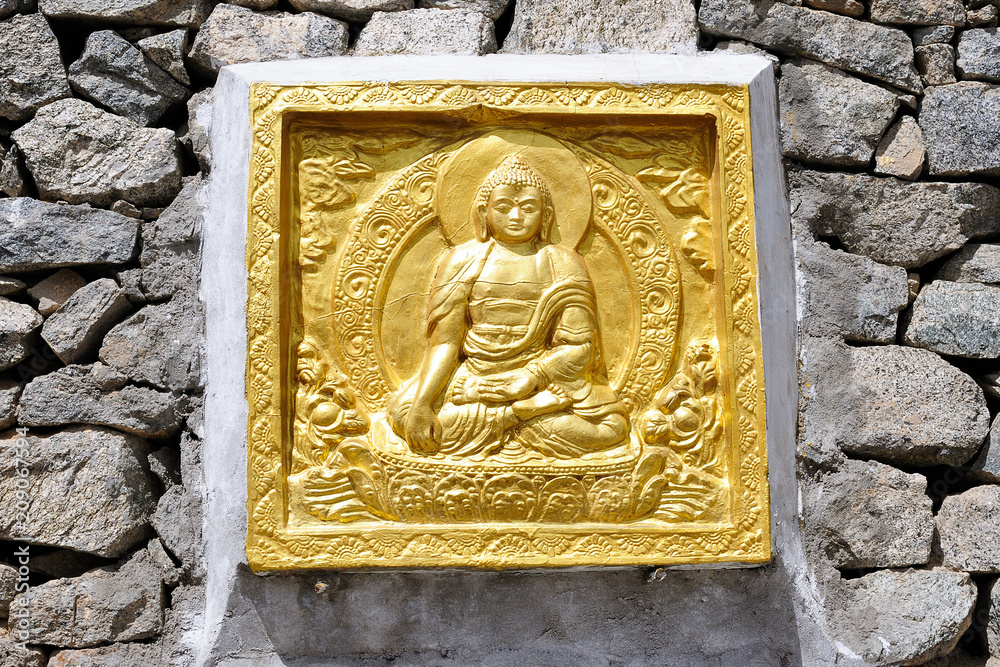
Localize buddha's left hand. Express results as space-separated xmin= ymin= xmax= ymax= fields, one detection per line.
xmin=478 ymin=370 xmax=538 ymax=402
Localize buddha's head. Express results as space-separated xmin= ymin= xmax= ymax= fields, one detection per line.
xmin=474 ymin=156 xmax=555 ymax=244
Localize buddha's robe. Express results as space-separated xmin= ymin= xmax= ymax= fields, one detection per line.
xmin=387 ymin=239 xmax=629 ymax=460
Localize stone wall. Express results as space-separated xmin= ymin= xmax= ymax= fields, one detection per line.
xmin=0 ymin=0 xmax=997 ymax=665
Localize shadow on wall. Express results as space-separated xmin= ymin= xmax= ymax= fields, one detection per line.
xmin=212 ymin=560 xmax=804 ymax=666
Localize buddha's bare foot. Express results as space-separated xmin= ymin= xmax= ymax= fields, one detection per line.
xmin=512 ymin=386 xmax=571 ymax=421
xmin=450 ymin=376 xmax=478 ymax=405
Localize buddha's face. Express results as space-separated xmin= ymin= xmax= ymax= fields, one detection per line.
xmin=482 ymin=184 xmax=547 ymax=244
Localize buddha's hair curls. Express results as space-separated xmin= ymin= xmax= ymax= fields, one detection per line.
xmin=474 ymin=156 xmax=555 ymax=242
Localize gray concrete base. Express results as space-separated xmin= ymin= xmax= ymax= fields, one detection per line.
xmin=201 ymin=54 xmax=835 ymax=665
xmin=212 ymin=563 xmax=818 ymax=665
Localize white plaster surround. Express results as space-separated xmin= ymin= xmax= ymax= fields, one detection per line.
xmin=201 ymin=54 xmax=819 ymax=665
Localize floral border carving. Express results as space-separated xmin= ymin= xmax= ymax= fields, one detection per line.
xmin=245 ymin=81 xmax=768 ymax=570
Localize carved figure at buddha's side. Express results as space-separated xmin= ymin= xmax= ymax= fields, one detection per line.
xmin=385 ymin=156 xmax=630 ymax=461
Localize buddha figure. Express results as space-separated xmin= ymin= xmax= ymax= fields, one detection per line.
xmin=385 ymin=155 xmax=630 ymax=461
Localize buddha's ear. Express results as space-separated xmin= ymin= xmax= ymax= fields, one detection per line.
xmin=474 ymin=203 xmax=490 ymax=242
xmin=541 ymin=205 xmax=555 ymax=242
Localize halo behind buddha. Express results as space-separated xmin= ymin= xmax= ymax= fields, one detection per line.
xmin=436 ymin=130 xmax=593 ymax=250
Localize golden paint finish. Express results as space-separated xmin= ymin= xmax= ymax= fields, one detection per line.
xmin=245 ymin=80 xmax=769 ymax=570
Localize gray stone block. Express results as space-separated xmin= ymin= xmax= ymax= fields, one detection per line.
xmin=503 ymin=0 xmax=697 ymax=54
xmin=958 ymin=28 xmax=1000 ymax=82
xmin=938 ymin=243 xmax=1000 ymax=283
xmin=180 ymin=87 xmax=212 ymax=173
xmin=46 ymin=643 xmax=164 ymax=667
xmin=988 ymin=578 xmax=1000 ymax=659
xmin=0 ymin=426 xmax=157 ymax=557
xmin=19 ymin=363 xmax=182 ymax=438
xmin=921 ymin=82 xmax=1000 ymax=176
xmin=27 ymin=268 xmax=85 ymax=316
xmin=827 ymin=569 xmax=976 ymax=665
xmin=0 ymin=380 xmax=20 ymax=430
xmin=0 ymin=627 xmax=44 ymax=667
xmin=38 ymin=0 xmax=210 ymax=27
xmin=969 ymin=416 xmax=1000 ymax=483
xmin=917 ymin=43 xmax=957 ymax=86
xmin=779 ymin=59 xmax=898 ymax=168
xmin=968 ymin=4 xmax=999 ymax=27
xmin=69 ymin=30 xmax=189 ymax=127
xmin=875 ymin=116 xmax=926 ymax=180
xmin=0 ymin=276 xmax=23 ymax=296
xmin=41 ymin=278 xmax=133 ymax=365
xmin=228 ymin=0 xmax=279 ymax=7
xmin=12 ymin=98 xmax=182 ymax=207
xmin=137 ymin=28 xmax=190 ymax=86
xmin=355 ymin=8 xmax=497 ymax=55
xmin=938 ymin=485 xmax=1000 ymax=573
xmin=0 ymin=0 xmax=33 ymax=21
xmin=0 ymin=13 xmax=70 ymax=121
xmin=800 ymin=456 xmax=933 ymax=569
xmin=188 ymin=4 xmax=349 ymax=76
xmin=0 ymin=198 xmax=139 ymax=273
xmin=147 ymin=536 xmax=183 ymax=586
xmin=419 ymin=0 xmax=509 ymax=20
xmin=100 ymin=293 xmax=203 ymax=391
xmin=0 ymin=297 xmax=41 ymax=371
xmin=10 ymin=546 xmax=164 ymax=648
xmin=149 ymin=445 xmax=181 ymax=489
xmin=905 ymin=280 xmax=1000 ymax=358
xmin=870 ymin=0 xmax=965 ymax=25
xmin=112 ymin=199 xmax=143 ymax=219
xmin=699 ymin=0 xmax=922 ymax=92
xmin=131 ymin=175 xmax=204 ymax=301
xmin=798 ymin=337 xmax=989 ymax=466
xmin=289 ymin=0 xmax=412 ymax=21
xmin=788 ymin=169 xmax=1000 ymax=268
xmin=152 ymin=484 xmax=204 ymax=580
xmin=914 ymin=25 xmax=956 ymax=45
xmin=0 ymin=143 xmax=26 ymax=197
xmin=803 ymin=0 xmax=863 ymax=17
xmin=796 ymin=240 xmax=909 ymax=343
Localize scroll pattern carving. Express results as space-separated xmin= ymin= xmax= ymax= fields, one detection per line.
xmin=245 ymin=81 xmax=767 ymax=569
xmin=332 ymin=152 xmax=447 ymax=411
xmin=583 ymin=156 xmax=681 ymax=417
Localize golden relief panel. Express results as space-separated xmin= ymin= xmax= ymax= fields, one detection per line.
xmin=245 ymin=80 xmax=769 ymax=570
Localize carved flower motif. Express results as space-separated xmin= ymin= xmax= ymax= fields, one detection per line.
xmin=516 ymin=88 xmax=555 ymax=105
xmin=439 ymin=86 xmax=480 ymax=105
xmin=399 ymin=84 xmax=440 ymax=103
xmin=363 ymin=87 xmax=400 ymax=103
xmin=695 ymin=531 xmax=733 ymax=555
xmin=595 ymin=88 xmax=631 ymax=106
xmin=320 ymin=86 xmax=360 ymax=105
xmin=637 ymin=86 xmax=674 ymax=107
xmin=485 ymin=534 xmax=531 ymax=558
xmin=532 ymin=535 xmax=572 ymax=556
xmin=480 ymin=87 xmax=517 ymax=105
xmin=618 ymin=535 xmax=653 ymax=555
xmin=643 ymin=341 xmax=722 ymax=469
xmin=404 ymin=534 xmax=448 ymax=556
xmin=575 ymin=535 xmax=615 ymax=557
xmin=553 ymin=88 xmax=593 ymax=106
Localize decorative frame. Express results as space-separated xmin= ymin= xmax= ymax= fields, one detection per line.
xmin=245 ymin=80 xmax=768 ymax=570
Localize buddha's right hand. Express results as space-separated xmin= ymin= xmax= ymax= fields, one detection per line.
xmin=405 ymin=403 xmax=441 ymax=454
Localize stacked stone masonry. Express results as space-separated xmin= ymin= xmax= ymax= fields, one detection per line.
xmin=0 ymin=0 xmax=999 ymax=664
